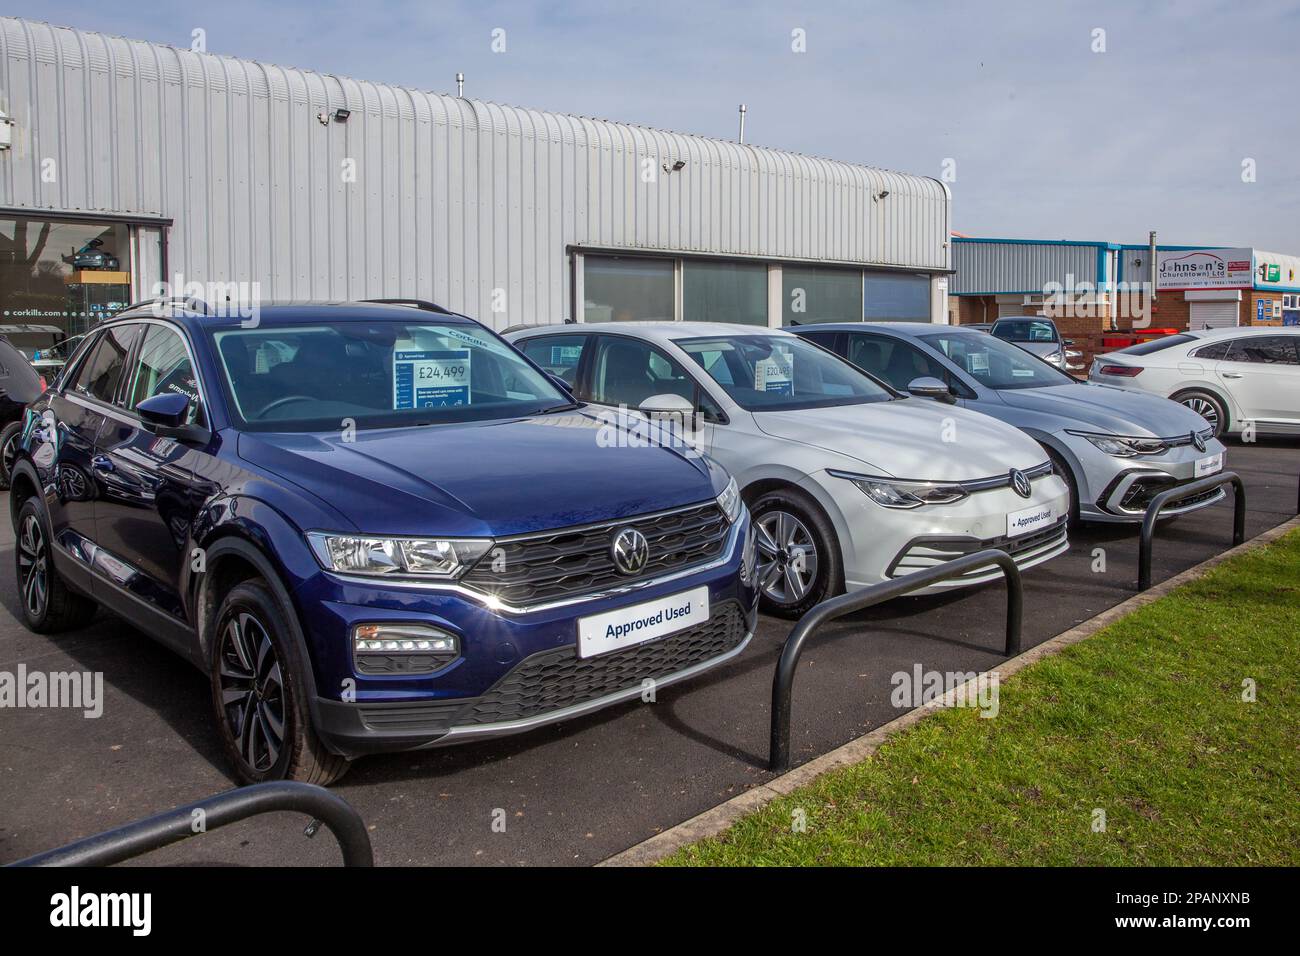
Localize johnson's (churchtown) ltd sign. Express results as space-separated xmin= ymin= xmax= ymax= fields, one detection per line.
xmin=1156 ymin=248 xmax=1253 ymax=291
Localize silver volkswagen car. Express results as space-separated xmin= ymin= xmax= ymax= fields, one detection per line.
xmin=508 ymin=322 xmax=1069 ymax=618
xmin=795 ymin=323 xmax=1229 ymax=524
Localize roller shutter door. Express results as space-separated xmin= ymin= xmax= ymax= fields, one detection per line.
xmin=1189 ymin=300 xmax=1239 ymax=330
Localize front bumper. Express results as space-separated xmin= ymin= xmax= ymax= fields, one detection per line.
xmin=1064 ymin=433 xmax=1229 ymax=523
xmin=824 ymin=469 xmax=1071 ymax=594
xmin=294 ymin=509 xmax=758 ymax=757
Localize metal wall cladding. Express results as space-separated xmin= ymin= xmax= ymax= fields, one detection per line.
xmin=951 ymin=240 xmax=1105 ymax=296
xmin=0 ymin=17 xmax=950 ymax=328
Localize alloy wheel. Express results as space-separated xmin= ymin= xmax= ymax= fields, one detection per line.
xmin=754 ymin=510 xmax=819 ymax=605
xmin=1181 ymin=396 xmax=1219 ymax=430
xmin=2 ymin=431 xmax=18 ymax=480
xmin=217 ymin=611 xmax=287 ymax=773
xmin=17 ymin=514 xmax=48 ymax=619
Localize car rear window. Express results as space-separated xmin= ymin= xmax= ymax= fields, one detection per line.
xmin=1115 ymin=334 xmax=1196 ymax=356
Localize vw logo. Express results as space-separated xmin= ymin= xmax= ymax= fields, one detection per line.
xmin=1009 ymin=468 xmax=1032 ymax=499
xmin=1192 ymin=430 xmax=1206 ymax=453
xmin=610 ymin=527 xmax=650 ymax=575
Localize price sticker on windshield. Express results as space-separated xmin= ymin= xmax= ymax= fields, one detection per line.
xmin=393 ymin=349 xmax=471 ymax=408
xmin=755 ymin=350 xmax=794 ymax=396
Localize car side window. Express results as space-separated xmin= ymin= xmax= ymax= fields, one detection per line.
xmin=1224 ymin=336 xmax=1299 ymax=365
xmin=589 ymin=336 xmax=696 ymax=408
xmin=70 ymin=324 xmax=139 ymax=404
xmin=1191 ymin=341 xmax=1231 ymax=360
xmin=847 ymin=334 xmax=949 ymax=391
xmin=125 ymin=324 xmax=206 ymax=425
xmin=519 ymin=334 xmax=589 ymax=387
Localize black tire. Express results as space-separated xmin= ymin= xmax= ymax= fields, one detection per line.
xmin=14 ymin=497 xmax=98 ymax=633
xmin=1043 ymin=446 xmax=1081 ymax=526
xmin=1174 ymin=389 xmax=1228 ymax=439
xmin=209 ymin=580 xmax=350 ymax=786
xmin=0 ymin=421 xmax=22 ymax=491
xmin=749 ymin=487 xmax=842 ymax=619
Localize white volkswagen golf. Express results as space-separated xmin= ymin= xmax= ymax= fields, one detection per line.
xmin=508 ymin=323 xmax=1070 ymax=617
xmin=1089 ymin=327 xmax=1300 ymax=439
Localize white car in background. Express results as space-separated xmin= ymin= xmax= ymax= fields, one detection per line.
xmin=1090 ymin=327 xmax=1300 ymax=438
xmin=508 ymin=323 xmax=1070 ymax=618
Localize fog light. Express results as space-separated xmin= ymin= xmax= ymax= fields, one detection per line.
xmin=352 ymin=623 xmax=459 ymax=675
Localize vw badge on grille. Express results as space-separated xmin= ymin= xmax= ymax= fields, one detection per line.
xmin=1192 ymin=429 xmax=1206 ymax=452
xmin=611 ymin=527 xmax=650 ymax=575
xmin=1010 ymin=468 xmax=1032 ymax=499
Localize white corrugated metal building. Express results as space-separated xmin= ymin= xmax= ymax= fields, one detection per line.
xmin=0 ymin=16 xmax=952 ymax=335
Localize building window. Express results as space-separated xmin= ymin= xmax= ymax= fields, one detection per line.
xmin=0 ymin=217 xmax=133 ymax=337
xmin=782 ymin=266 xmax=862 ymax=325
xmin=863 ymin=271 xmax=930 ymax=321
xmin=683 ymin=260 xmax=767 ymax=326
xmin=583 ymin=255 xmax=674 ymax=322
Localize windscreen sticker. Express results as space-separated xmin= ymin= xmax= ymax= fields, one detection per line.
xmin=550 ymin=345 xmax=583 ymax=367
xmin=755 ymin=350 xmax=794 ymax=396
xmin=393 ymin=349 xmax=471 ymax=408
xmin=969 ymin=352 xmax=989 ymax=373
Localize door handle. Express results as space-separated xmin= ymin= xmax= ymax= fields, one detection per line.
xmin=1222 ymin=372 xmax=1243 ymax=379
xmin=91 ymin=455 xmax=115 ymax=473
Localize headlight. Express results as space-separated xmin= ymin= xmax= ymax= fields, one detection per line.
xmin=833 ymin=472 xmax=969 ymax=509
xmin=1046 ymin=349 xmax=1064 ymax=365
xmin=716 ymin=476 xmax=743 ymax=524
xmin=307 ymin=533 xmax=493 ymax=578
xmin=1067 ymin=431 xmax=1167 ymax=458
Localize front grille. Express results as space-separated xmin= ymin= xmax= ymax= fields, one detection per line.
xmin=1116 ymin=475 xmax=1225 ymax=514
xmin=461 ymin=501 xmax=729 ymax=606
xmin=889 ymin=520 xmax=1068 ymax=580
xmin=460 ymin=600 xmax=746 ymax=725
xmin=355 ymin=601 xmax=747 ymax=735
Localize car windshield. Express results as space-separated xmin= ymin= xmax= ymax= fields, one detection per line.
xmin=992 ymin=320 xmax=1058 ymax=344
xmin=675 ymin=334 xmax=894 ymax=411
xmin=921 ymin=330 xmax=1074 ymax=390
xmin=211 ymin=320 xmax=572 ymax=431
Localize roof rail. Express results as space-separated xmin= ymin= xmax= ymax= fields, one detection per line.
xmin=120 ymin=295 xmax=214 ymax=316
xmin=360 ymin=298 xmax=455 ymax=315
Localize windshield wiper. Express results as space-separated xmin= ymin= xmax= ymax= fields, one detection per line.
xmin=538 ymin=401 xmax=581 ymax=414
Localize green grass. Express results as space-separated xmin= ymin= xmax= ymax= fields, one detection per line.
xmin=666 ymin=529 xmax=1300 ymax=866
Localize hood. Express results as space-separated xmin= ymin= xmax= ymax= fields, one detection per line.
xmin=753 ymin=398 xmax=1047 ymax=481
xmin=1015 ymin=341 xmax=1061 ymax=358
xmin=238 ymin=411 xmax=717 ymax=537
xmin=996 ymin=382 xmax=1210 ymax=437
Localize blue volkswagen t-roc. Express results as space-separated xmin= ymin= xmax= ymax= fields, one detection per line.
xmin=10 ymin=300 xmax=757 ymax=784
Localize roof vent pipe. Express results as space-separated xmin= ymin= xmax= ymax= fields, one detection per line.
xmin=738 ymin=104 xmax=747 ymax=144
xmin=456 ymin=72 xmax=464 ymax=97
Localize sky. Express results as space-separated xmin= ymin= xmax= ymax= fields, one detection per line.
xmin=15 ymin=0 xmax=1300 ymax=250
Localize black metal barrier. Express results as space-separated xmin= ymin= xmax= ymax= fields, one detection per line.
xmin=1137 ymin=472 xmax=1245 ymax=592
xmin=769 ymin=548 xmax=1022 ymax=774
xmin=8 ymin=781 xmax=373 ymax=867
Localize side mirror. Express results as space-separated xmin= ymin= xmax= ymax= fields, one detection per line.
xmin=137 ymin=392 xmax=190 ymax=428
xmin=638 ymin=393 xmax=695 ymax=416
xmin=1064 ymin=338 xmax=1075 ymax=346
xmin=547 ymin=372 xmax=574 ymax=396
xmin=137 ymin=392 xmax=210 ymax=444
xmin=906 ymin=376 xmax=956 ymax=404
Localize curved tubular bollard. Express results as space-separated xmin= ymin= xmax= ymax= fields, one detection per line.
xmin=769 ymin=548 xmax=1022 ymax=774
xmin=1137 ymin=472 xmax=1245 ymax=592
xmin=9 ymin=781 xmax=373 ymax=868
